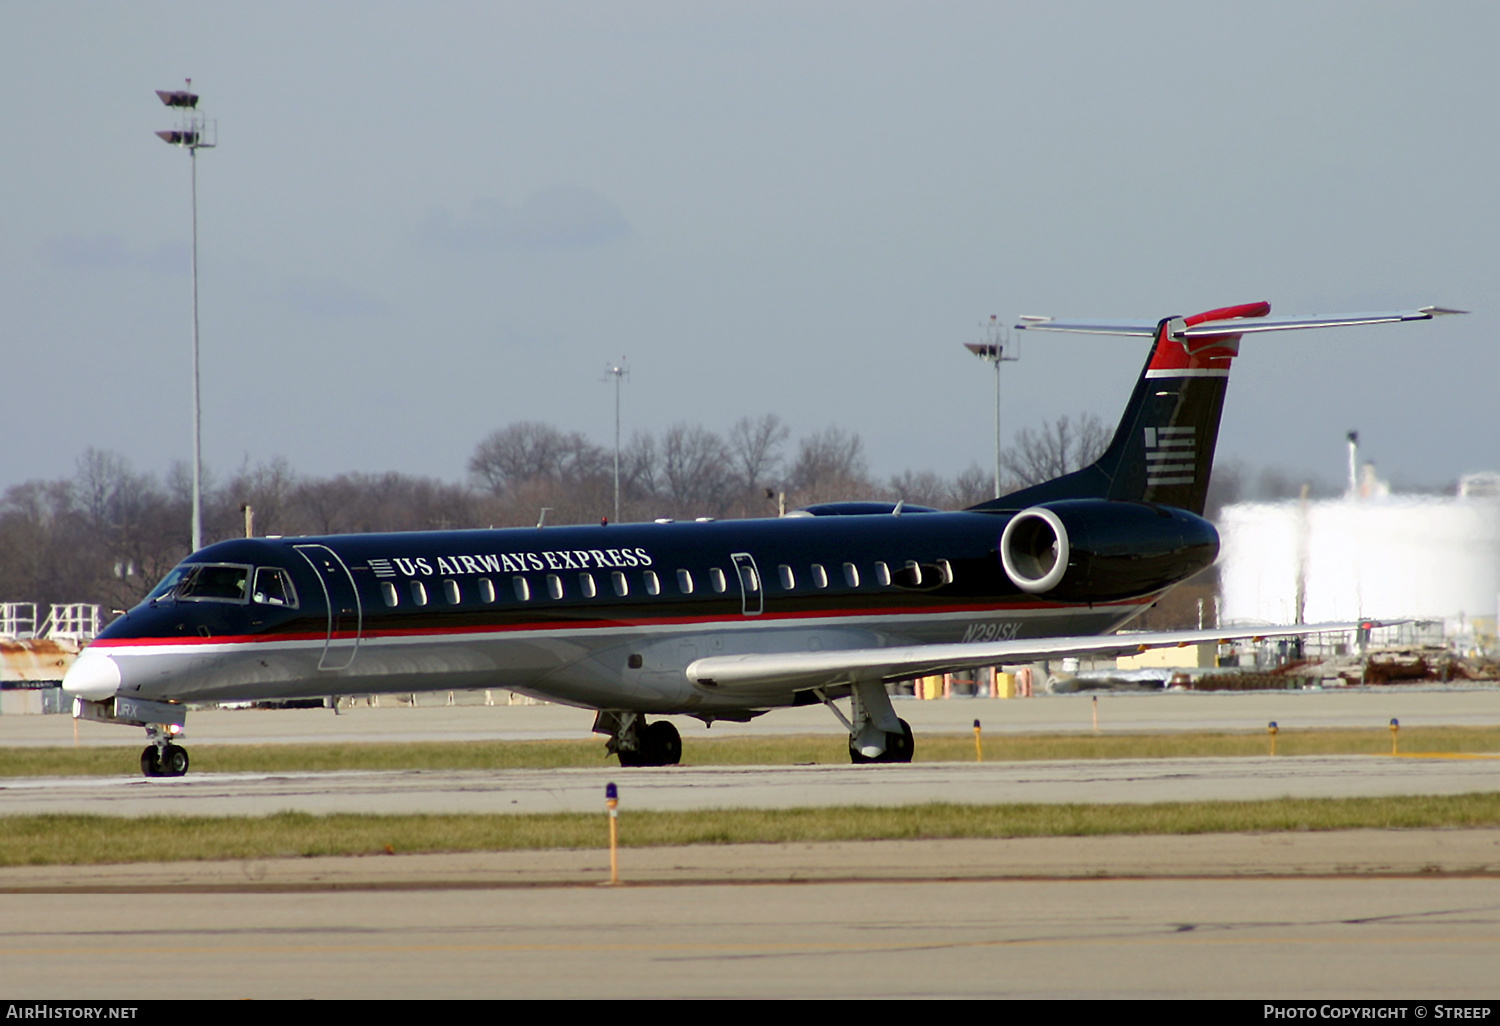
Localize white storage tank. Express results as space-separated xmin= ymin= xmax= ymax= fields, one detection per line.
xmin=1218 ymin=480 xmax=1500 ymax=639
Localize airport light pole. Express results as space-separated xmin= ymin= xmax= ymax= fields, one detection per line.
xmin=603 ymin=359 xmax=629 ymax=522
xmin=156 ymin=81 xmax=216 ymax=553
xmin=964 ymin=315 xmax=1019 ymax=499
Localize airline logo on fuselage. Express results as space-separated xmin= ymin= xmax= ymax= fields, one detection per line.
xmin=367 ymin=548 xmax=655 ymax=579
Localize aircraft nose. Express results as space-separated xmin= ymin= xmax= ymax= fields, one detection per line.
xmin=62 ymin=650 xmax=121 ymax=701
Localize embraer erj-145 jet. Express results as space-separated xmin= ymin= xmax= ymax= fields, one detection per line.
xmin=64 ymin=300 xmax=1461 ymax=776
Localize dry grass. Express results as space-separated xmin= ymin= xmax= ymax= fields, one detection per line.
xmin=5 ymin=794 xmax=1500 ymax=867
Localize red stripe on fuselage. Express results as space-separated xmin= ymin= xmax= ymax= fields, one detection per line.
xmin=87 ymin=596 xmax=1155 ymax=648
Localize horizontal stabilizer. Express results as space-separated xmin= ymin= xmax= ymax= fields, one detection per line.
xmin=1014 ymin=317 xmax=1157 ymax=337
xmin=685 ymin=621 xmax=1391 ymax=692
xmin=1180 ymin=307 xmax=1466 ymax=338
xmin=1018 ymin=306 xmax=1464 ymax=339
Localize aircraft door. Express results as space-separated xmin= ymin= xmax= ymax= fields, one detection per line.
xmin=730 ymin=552 xmax=763 ymax=616
xmin=294 ymin=544 xmax=363 ymax=670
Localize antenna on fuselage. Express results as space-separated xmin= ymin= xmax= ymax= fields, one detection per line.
xmin=537 ymin=507 xmax=553 ymax=529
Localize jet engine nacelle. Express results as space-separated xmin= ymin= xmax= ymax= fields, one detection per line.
xmin=999 ymin=499 xmax=1219 ymax=602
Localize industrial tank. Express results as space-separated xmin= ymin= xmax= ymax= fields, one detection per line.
xmin=1218 ymin=484 xmax=1500 ymax=638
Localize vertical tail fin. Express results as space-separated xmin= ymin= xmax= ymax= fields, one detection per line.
xmin=966 ymin=301 xmax=1459 ymax=516
xmin=970 ymin=301 xmax=1269 ymax=516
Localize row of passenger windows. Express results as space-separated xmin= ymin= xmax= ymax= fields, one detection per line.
xmin=377 ymin=559 xmax=953 ymax=608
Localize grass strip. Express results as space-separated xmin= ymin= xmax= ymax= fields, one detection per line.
xmin=4 ymin=794 xmax=1500 ymax=867
xmin=5 ymin=726 xmax=1499 ymax=777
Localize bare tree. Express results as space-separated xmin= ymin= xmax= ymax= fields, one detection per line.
xmin=661 ymin=423 xmax=733 ymax=518
xmin=788 ymin=425 xmax=873 ymax=503
xmin=620 ymin=430 xmax=660 ymax=503
xmin=216 ymin=457 xmax=298 ymax=537
xmin=947 ymin=464 xmax=993 ymax=509
xmin=727 ymin=414 xmax=789 ymax=494
xmin=1003 ymin=412 xmax=1110 ymax=490
xmin=886 ymin=470 xmax=948 ymax=509
xmin=886 ymin=463 xmax=992 ymax=510
xmin=0 ymin=479 xmax=94 ymax=608
xmin=468 ymin=421 xmax=606 ymax=495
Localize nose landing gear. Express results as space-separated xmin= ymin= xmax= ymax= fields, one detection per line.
xmin=74 ymin=697 xmax=191 ymax=778
xmin=140 ymin=734 xmax=190 ymax=778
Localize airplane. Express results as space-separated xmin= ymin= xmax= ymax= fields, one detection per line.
xmin=62 ymin=300 xmax=1462 ymax=776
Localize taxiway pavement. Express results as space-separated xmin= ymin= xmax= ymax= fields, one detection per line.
xmin=3 ymin=684 xmax=1498 ymax=748
xmin=3 ymin=753 xmax=1499 ymax=817
xmin=4 ymin=688 xmax=1498 ymax=998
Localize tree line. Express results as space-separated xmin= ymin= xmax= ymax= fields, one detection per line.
xmin=0 ymin=413 xmax=1110 ymax=610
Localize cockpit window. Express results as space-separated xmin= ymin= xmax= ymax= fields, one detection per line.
xmin=252 ymin=567 xmax=298 ymax=608
xmin=145 ymin=565 xmax=194 ymax=602
xmin=176 ymin=564 xmax=253 ymax=604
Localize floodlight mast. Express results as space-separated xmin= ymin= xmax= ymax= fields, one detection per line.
xmin=155 ymin=80 xmax=217 ymax=553
xmin=603 ymin=359 xmax=629 ymax=523
xmin=964 ymin=315 xmax=1020 ymax=499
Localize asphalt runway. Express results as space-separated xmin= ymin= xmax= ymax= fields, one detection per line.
xmin=3 ymin=687 xmax=1499 ymax=998
xmin=4 ymin=868 xmax=1500 ymax=999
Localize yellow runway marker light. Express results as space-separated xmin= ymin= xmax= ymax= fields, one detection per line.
xmin=1390 ymin=718 xmax=1400 ymax=756
xmin=973 ymin=719 xmax=982 ymax=762
xmin=1268 ymin=721 xmax=1278 ymax=757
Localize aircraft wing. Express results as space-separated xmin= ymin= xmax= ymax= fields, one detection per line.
xmin=685 ymin=622 xmax=1381 ymax=692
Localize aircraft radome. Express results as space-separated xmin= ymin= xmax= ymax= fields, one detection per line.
xmin=63 ymin=300 xmax=1463 ymax=776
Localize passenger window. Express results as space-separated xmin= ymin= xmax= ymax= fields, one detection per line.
xmin=710 ymin=568 xmax=727 ymax=593
xmin=676 ymin=569 xmax=694 ymax=595
xmin=252 ymin=567 xmax=298 ymax=607
xmin=874 ymin=561 xmax=891 ymax=586
xmin=579 ymin=573 xmax=597 ymax=598
xmin=778 ymin=564 xmax=795 ymax=590
xmin=644 ymin=570 xmax=661 ymax=596
xmin=513 ymin=577 xmax=531 ymax=601
xmin=546 ymin=574 xmax=564 ymax=600
xmin=611 ymin=571 xmax=629 ymax=597
xmin=842 ymin=562 xmax=860 ymax=588
xmin=443 ymin=579 xmax=461 ymax=604
xmin=380 ymin=581 xmax=399 ymax=608
xmin=477 ymin=577 xmax=496 ymax=603
xmin=738 ymin=565 xmax=759 ymax=592
xmin=811 ymin=564 xmax=828 ymax=589
xmin=410 ymin=580 xmax=429 ymax=606
xmin=938 ymin=559 xmax=954 ymax=584
xmin=904 ymin=560 xmax=922 ymax=586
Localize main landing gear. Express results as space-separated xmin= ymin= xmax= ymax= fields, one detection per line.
xmin=848 ymin=718 xmax=914 ymax=764
xmin=594 ymin=711 xmax=682 ymax=767
xmin=821 ymin=680 xmax=916 ymax=764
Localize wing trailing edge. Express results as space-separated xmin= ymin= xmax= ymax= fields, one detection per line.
xmin=685 ymin=621 xmax=1391 ymax=692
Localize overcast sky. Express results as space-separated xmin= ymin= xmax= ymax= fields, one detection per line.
xmin=2 ymin=1 xmax=1492 ymax=502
